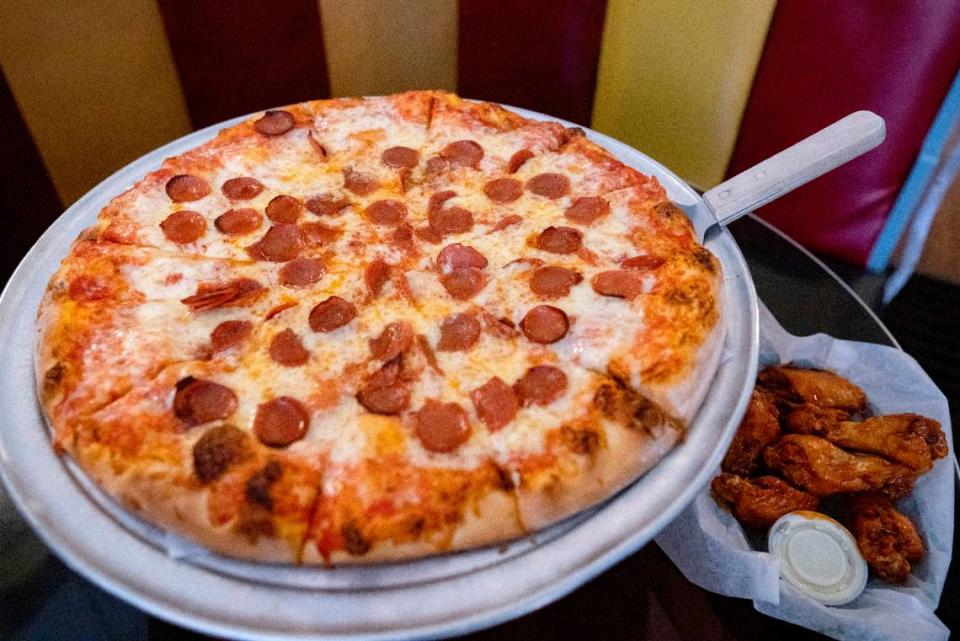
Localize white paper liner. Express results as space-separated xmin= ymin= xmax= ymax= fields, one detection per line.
xmin=656 ymin=303 xmax=954 ymax=641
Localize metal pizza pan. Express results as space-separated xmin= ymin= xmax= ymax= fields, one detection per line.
xmin=0 ymin=103 xmax=759 ymax=640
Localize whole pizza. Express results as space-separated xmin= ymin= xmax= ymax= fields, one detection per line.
xmin=36 ymin=91 xmax=724 ymax=564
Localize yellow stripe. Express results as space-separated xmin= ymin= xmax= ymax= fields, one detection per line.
xmin=0 ymin=0 xmax=191 ymax=206
xmin=320 ymin=0 xmax=457 ymax=98
xmin=592 ymin=0 xmax=776 ymax=189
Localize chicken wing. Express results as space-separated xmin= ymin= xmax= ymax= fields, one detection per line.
xmin=712 ymin=473 xmax=819 ymax=530
xmin=783 ymin=403 xmax=851 ymax=434
xmin=846 ymin=493 xmax=923 ymax=582
xmin=759 ymin=365 xmax=866 ymax=413
xmin=785 ymin=412 xmax=947 ymax=473
xmin=722 ymin=388 xmax=782 ymax=475
xmin=763 ymin=434 xmax=916 ymax=497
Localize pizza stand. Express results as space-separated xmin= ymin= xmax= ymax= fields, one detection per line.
xmin=2 ymin=103 xmax=938 ymax=641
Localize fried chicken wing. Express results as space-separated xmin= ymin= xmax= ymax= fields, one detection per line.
xmin=763 ymin=434 xmax=916 ymax=497
xmin=712 ymin=473 xmax=819 ymax=530
xmin=846 ymin=493 xmax=923 ymax=582
xmin=759 ymin=365 xmax=867 ymax=413
xmin=786 ymin=412 xmax=947 ymax=473
xmin=722 ymin=388 xmax=781 ymax=475
xmin=783 ymin=403 xmax=851 ymax=434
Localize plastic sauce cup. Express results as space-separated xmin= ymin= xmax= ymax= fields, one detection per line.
xmin=767 ymin=511 xmax=868 ymax=606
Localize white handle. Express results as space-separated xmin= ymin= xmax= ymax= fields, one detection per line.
xmin=703 ymin=111 xmax=885 ymax=225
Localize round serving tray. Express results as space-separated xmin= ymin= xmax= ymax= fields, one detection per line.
xmin=0 ymin=103 xmax=759 ymax=640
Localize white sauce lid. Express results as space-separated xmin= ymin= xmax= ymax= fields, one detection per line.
xmin=768 ymin=511 xmax=868 ymax=606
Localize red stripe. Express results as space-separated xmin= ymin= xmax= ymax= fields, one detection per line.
xmin=158 ymin=0 xmax=330 ymax=128
xmin=457 ymin=0 xmax=607 ymax=125
xmin=0 ymin=67 xmax=62 ymax=282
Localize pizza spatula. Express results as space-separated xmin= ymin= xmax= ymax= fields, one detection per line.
xmin=691 ymin=111 xmax=886 ymax=242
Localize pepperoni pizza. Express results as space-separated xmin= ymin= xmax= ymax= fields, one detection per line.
xmin=36 ymin=91 xmax=724 ymax=564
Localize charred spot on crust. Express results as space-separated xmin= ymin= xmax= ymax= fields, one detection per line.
xmin=42 ymin=362 xmax=66 ymax=400
xmin=654 ymin=201 xmax=684 ymax=221
xmin=692 ymin=246 xmax=717 ymax=273
xmin=407 ymin=516 xmax=426 ymax=537
xmin=494 ymin=464 xmax=515 ymax=491
xmin=341 ymin=521 xmax=371 ymax=555
xmin=244 ymin=460 xmax=283 ymax=511
xmin=560 ymin=425 xmax=600 ymax=455
xmin=233 ymin=516 xmax=276 ymax=543
xmin=192 ymin=424 xmax=251 ymax=483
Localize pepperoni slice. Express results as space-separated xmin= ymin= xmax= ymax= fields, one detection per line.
xmin=429 ymin=206 xmax=474 ymax=235
xmin=535 ymin=226 xmax=582 ymax=254
xmin=440 ymin=268 xmax=486 ymax=299
xmin=392 ymin=223 xmax=414 ymax=249
xmin=357 ymin=383 xmax=410 ymax=415
xmin=364 ymin=199 xmax=407 ymax=226
xmin=309 ymin=296 xmax=356 ymax=332
xmin=439 ymin=140 xmax=483 ymax=168
xmin=365 ymin=258 xmax=390 ymax=297
xmin=381 ymin=146 xmax=420 ymax=168
xmin=436 ymin=243 xmax=488 ymax=272
xmin=437 ymin=313 xmax=481 ymax=351
xmin=591 ymin=270 xmax=646 ymax=299
xmin=369 ymin=321 xmax=413 ymax=361
xmin=425 ymin=156 xmax=449 ymax=175
xmin=483 ymin=178 xmax=523 ymax=203
xmin=173 ymin=377 xmax=238 ymax=426
xmin=68 ymin=276 xmax=108 ymax=301
xmin=221 ymin=177 xmax=264 ymax=201
xmin=211 ymin=319 xmax=253 ymax=351
xmin=307 ymin=131 xmax=328 ymax=159
xmin=471 ymin=377 xmax=519 ymax=432
xmin=215 ymin=208 xmax=262 ymax=235
xmin=160 ymin=210 xmax=206 ymax=244
xmin=266 ymin=195 xmax=303 ymax=223
xmin=527 ymin=173 xmax=570 ymax=199
xmin=415 ymin=400 xmax=471 ymax=453
xmin=479 ymin=308 xmax=519 ymax=338
xmin=254 ymin=397 xmax=309 ymax=447
xmin=269 ymin=328 xmax=309 ymax=366
xmin=621 ymin=255 xmax=665 ymax=271
xmin=415 ymin=225 xmax=444 ymax=244
xmin=279 ymin=257 xmax=324 ymax=287
xmin=300 ymin=222 xmax=341 ymax=246
xmin=165 ymin=174 xmax=210 ymax=202
xmin=182 ymin=278 xmax=264 ymax=311
xmin=305 ymin=194 xmax=350 ymax=217
xmin=529 ymin=266 xmax=582 ymax=298
xmin=520 ymin=305 xmax=569 ymax=343
xmin=507 ymin=149 xmax=534 ymax=174
xmin=514 ymin=366 xmax=567 ymax=406
xmin=254 ymin=110 xmax=294 ymax=136
xmin=343 ymin=168 xmax=380 ymax=195
xmin=491 ymin=214 xmax=523 ymax=232
xmin=428 ymin=190 xmax=456 ymax=212
xmin=250 ymin=223 xmax=303 ymax=262
xmin=565 ymin=197 xmax=610 ymax=224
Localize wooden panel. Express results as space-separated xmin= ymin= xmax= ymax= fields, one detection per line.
xmin=591 ymin=0 xmax=775 ymax=189
xmin=0 ymin=66 xmax=62 ymax=282
xmin=158 ymin=0 xmax=330 ymax=128
xmin=0 ymin=0 xmax=192 ymax=205
xmin=458 ymin=0 xmax=607 ymax=126
xmin=320 ymin=0 xmax=457 ymax=97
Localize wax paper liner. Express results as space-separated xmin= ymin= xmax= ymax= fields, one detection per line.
xmin=656 ymin=303 xmax=954 ymax=641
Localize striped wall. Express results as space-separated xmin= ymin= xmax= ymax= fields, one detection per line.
xmin=0 ymin=0 xmax=773 ymax=209
xmin=3 ymin=1 xmax=953 ymax=275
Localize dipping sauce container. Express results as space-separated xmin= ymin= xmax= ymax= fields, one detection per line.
xmin=768 ymin=511 xmax=868 ymax=605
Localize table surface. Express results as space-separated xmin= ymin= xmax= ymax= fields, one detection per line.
xmin=0 ymin=216 xmax=950 ymax=641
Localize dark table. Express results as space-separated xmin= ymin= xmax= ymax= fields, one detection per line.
xmin=0 ymin=216 xmax=951 ymax=641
